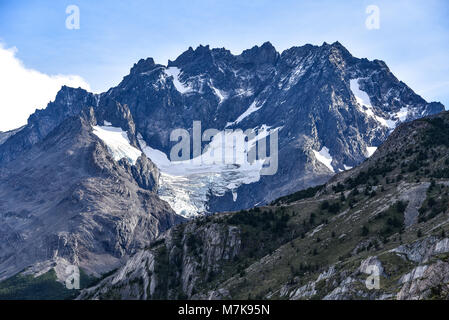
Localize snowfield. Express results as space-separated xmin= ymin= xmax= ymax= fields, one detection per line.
xmin=92 ymin=125 xmax=142 ymax=165
xmin=92 ymin=122 xmax=280 ymax=218
xmin=228 ymin=100 xmax=263 ymax=126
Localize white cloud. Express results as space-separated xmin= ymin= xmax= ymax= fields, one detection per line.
xmin=0 ymin=43 xmax=91 ymax=132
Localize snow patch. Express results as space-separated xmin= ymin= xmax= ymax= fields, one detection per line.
xmin=227 ymin=100 xmax=262 ymax=127
xmin=165 ymin=67 xmax=192 ymax=93
xmin=395 ymin=107 xmax=409 ymax=122
xmin=350 ymin=78 xmax=409 ymax=129
xmin=210 ymin=84 xmax=227 ymax=103
xmin=350 ymin=79 xmax=372 ymax=108
xmin=235 ymin=88 xmax=254 ymax=97
xmin=92 ymin=125 xmax=142 ymax=165
xmin=312 ymin=147 xmax=334 ymax=172
xmin=366 ymin=146 xmax=377 ymax=157
xmin=350 ymin=79 xmax=395 ymax=129
xmin=343 ymin=164 xmax=352 ymax=170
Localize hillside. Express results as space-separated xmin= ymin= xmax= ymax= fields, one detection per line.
xmin=79 ymin=111 xmax=449 ymax=300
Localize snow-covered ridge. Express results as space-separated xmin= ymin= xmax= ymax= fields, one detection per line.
xmin=312 ymin=147 xmax=334 ymax=172
xmin=92 ymin=124 xmax=142 ymax=165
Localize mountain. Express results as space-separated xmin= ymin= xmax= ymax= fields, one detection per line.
xmin=78 ymin=111 xmax=449 ymax=300
xmin=0 ymin=127 xmax=24 ymax=145
xmin=105 ymin=41 xmax=444 ymax=216
xmin=1 ymin=42 xmax=443 ymax=219
xmin=0 ymin=92 xmax=184 ymax=291
xmin=0 ymin=41 xmax=445 ymax=297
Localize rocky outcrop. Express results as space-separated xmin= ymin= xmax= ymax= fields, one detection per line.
xmin=397 ymin=261 xmax=449 ymax=299
xmin=278 ymin=237 xmax=449 ymax=300
xmin=78 ymin=220 xmax=241 ymax=300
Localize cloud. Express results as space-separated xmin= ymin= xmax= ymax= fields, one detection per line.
xmin=0 ymin=43 xmax=91 ymax=132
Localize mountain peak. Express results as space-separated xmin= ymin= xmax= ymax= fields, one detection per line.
xmin=169 ymin=44 xmax=214 ymax=67
xmin=238 ymin=41 xmax=279 ymax=65
xmin=130 ymin=57 xmax=157 ymax=74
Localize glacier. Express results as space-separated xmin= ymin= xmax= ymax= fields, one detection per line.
xmin=137 ymin=126 xmax=278 ymax=218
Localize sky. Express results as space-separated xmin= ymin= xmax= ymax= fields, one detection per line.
xmin=0 ymin=0 xmax=448 ymax=131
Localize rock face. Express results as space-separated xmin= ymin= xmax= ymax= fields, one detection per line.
xmin=0 ymin=98 xmax=184 ymax=282
xmin=0 ymin=126 xmax=25 ymax=145
xmin=77 ymin=220 xmax=241 ymax=300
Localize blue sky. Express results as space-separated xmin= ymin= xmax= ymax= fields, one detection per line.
xmin=0 ymin=0 xmax=448 ymax=129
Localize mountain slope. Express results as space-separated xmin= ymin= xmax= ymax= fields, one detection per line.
xmin=0 ymin=41 xmax=445 ymax=297
xmin=0 ymin=101 xmax=184 ymax=289
xmin=79 ymin=111 xmax=449 ymax=300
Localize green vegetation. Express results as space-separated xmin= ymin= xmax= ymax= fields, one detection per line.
xmin=423 ymin=117 xmax=449 ymax=148
xmin=367 ymin=201 xmax=406 ymax=238
xmin=272 ymin=185 xmax=324 ymax=205
xmin=418 ymin=183 xmax=449 ymax=223
xmin=0 ymin=268 xmax=93 ymax=300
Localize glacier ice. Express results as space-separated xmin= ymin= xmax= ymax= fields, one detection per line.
xmin=137 ymin=126 xmax=279 ymax=218
xmin=92 ymin=125 xmax=142 ymax=165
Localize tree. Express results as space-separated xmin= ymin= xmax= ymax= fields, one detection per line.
xmin=395 ymin=201 xmax=407 ymax=214
xmin=328 ymin=202 xmax=341 ymax=214
xmin=361 ymin=225 xmax=369 ymax=237
xmin=320 ymin=200 xmax=329 ymax=210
